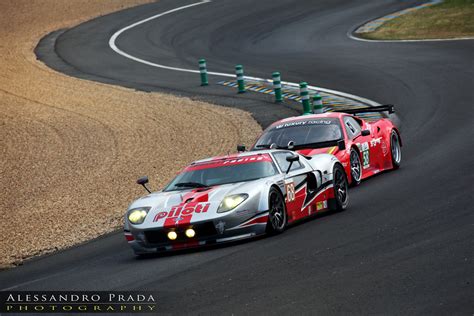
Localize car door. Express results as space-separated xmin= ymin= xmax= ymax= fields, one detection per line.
xmin=271 ymin=152 xmax=317 ymax=223
xmin=362 ymin=120 xmax=386 ymax=172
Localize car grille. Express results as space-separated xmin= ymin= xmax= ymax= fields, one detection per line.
xmin=144 ymin=222 xmax=218 ymax=244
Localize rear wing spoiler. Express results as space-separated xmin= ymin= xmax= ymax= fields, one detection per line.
xmin=332 ymin=104 xmax=395 ymax=115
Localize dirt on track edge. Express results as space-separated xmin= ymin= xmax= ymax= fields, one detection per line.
xmin=0 ymin=0 xmax=262 ymax=268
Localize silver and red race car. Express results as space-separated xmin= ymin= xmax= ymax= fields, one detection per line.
xmin=124 ymin=149 xmax=348 ymax=255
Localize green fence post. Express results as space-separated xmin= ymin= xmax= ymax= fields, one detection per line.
xmin=300 ymin=82 xmax=311 ymax=115
xmin=199 ymin=59 xmax=208 ymax=86
xmin=235 ymin=65 xmax=245 ymax=93
xmin=272 ymin=72 xmax=282 ymax=102
xmin=313 ymin=92 xmax=323 ymax=114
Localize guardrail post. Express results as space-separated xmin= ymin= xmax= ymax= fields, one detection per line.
xmin=199 ymin=59 xmax=208 ymax=86
xmin=299 ymin=82 xmax=311 ymax=115
xmin=312 ymin=92 xmax=323 ymax=114
xmin=235 ymin=65 xmax=245 ymax=93
xmin=272 ymin=72 xmax=282 ymax=102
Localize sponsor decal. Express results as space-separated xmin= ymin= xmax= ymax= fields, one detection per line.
xmin=381 ymin=140 xmax=388 ymax=156
xmin=186 ymin=154 xmax=272 ymax=171
xmin=370 ymin=137 xmax=382 ymax=147
xmin=153 ymin=203 xmax=210 ymax=223
xmin=316 ymin=200 xmax=328 ymax=211
xmin=274 ymin=119 xmax=333 ymax=129
xmin=222 ymin=156 xmax=267 ymax=165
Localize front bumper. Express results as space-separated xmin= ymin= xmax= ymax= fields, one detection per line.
xmin=125 ymin=212 xmax=269 ymax=254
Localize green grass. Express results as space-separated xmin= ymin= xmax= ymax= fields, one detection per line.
xmin=361 ymin=0 xmax=474 ymax=40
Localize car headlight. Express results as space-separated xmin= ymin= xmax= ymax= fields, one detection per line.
xmin=218 ymin=194 xmax=249 ymax=213
xmin=127 ymin=207 xmax=150 ymax=224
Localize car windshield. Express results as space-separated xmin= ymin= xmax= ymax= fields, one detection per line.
xmin=163 ymin=154 xmax=278 ymax=191
xmin=254 ymin=118 xmax=342 ymax=148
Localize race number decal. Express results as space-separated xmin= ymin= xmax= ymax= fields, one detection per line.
xmin=361 ymin=142 xmax=370 ymax=169
xmin=285 ymin=181 xmax=296 ymax=202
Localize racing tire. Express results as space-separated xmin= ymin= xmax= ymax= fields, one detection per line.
xmin=329 ymin=164 xmax=349 ymax=212
xmin=390 ymin=130 xmax=402 ymax=169
xmin=266 ymin=187 xmax=287 ymax=234
xmin=349 ymin=148 xmax=362 ymax=186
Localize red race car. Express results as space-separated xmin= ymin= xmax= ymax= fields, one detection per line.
xmin=249 ymin=105 xmax=402 ymax=186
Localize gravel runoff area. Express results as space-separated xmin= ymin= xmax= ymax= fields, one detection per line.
xmin=0 ymin=0 xmax=262 ymax=268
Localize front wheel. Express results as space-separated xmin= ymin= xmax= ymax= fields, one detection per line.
xmin=349 ymin=148 xmax=362 ymax=186
xmin=330 ymin=164 xmax=349 ymax=212
xmin=266 ymin=187 xmax=287 ymax=234
xmin=390 ymin=130 xmax=402 ymax=169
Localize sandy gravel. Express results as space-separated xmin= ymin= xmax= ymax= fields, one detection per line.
xmin=0 ymin=0 xmax=262 ymax=268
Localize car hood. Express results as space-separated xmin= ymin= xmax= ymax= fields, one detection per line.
xmin=127 ymin=178 xmax=269 ymax=229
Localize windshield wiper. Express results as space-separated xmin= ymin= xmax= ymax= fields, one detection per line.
xmin=174 ymin=182 xmax=209 ymax=188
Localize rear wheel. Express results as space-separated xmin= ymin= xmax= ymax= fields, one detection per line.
xmin=330 ymin=164 xmax=349 ymax=212
xmin=266 ymin=187 xmax=287 ymax=234
xmin=390 ymin=130 xmax=402 ymax=169
xmin=350 ymin=148 xmax=362 ymax=186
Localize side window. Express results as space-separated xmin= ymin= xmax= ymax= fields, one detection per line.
xmin=272 ymin=152 xmax=304 ymax=173
xmin=343 ymin=116 xmax=362 ymax=139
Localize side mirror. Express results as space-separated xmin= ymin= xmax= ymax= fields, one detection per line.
xmin=285 ymin=154 xmax=299 ymax=174
xmin=237 ymin=145 xmax=246 ymax=152
xmin=137 ymin=176 xmax=151 ymax=193
xmin=361 ymin=130 xmax=370 ymax=136
xmin=337 ymin=139 xmax=346 ymax=151
xmin=137 ymin=176 xmax=148 ymax=185
xmin=286 ymin=154 xmax=300 ymax=162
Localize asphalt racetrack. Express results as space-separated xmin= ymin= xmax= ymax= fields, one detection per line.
xmin=2 ymin=0 xmax=473 ymax=314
